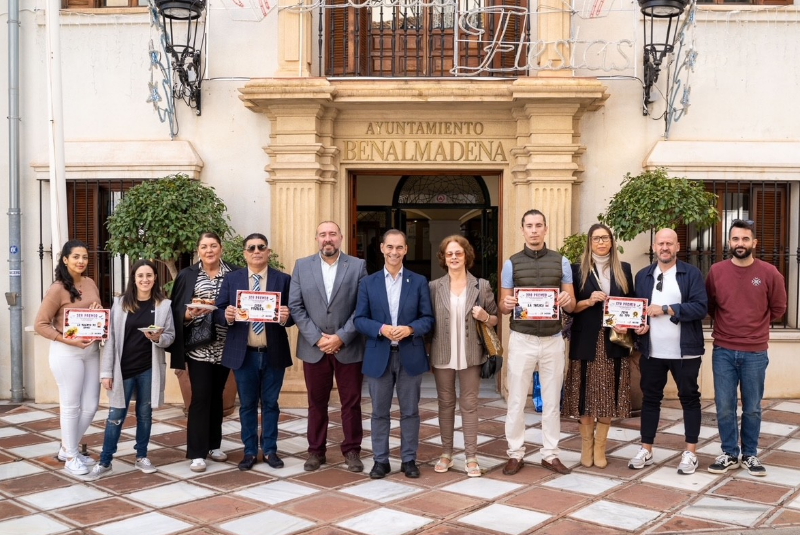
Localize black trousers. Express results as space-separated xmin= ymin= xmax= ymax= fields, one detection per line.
xmin=186 ymin=358 xmax=230 ymax=459
xmin=639 ymin=356 xmax=702 ymax=445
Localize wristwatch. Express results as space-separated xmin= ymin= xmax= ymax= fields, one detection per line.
xmin=662 ymin=304 xmax=669 ymax=315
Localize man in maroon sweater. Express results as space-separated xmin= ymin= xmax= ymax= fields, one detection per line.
xmin=706 ymin=219 xmax=787 ymax=477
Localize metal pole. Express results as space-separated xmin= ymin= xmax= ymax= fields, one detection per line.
xmin=7 ymin=0 xmax=25 ymax=402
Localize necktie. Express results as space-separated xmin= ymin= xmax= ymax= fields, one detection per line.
xmin=252 ymin=274 xmax=265 ymax=335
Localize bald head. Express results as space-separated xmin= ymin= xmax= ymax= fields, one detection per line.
xmin=653 ymin=228 xmax=679 ymax=268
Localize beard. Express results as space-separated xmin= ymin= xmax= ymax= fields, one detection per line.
xmin=321 ymin=243 xmax=339 ymax=257
xmin=732 ymin=246 xmax=753 ymax=259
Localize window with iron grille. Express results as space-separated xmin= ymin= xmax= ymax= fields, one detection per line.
xmin=39 ymin=179 xmax=188 ymax=308
xmin=322 ymin=0 xmax=531 ymax=77
xmin=675 ymin=180 xmax=798 ymax=328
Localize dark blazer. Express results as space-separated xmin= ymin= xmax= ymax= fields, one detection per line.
xmin=214 ymin=266 xmax=295 ymax=371
xmin=354 ymin=268 xmax=434 ymax=378
xmin=167 ymin=260 xmax=238 ymax=370
xmin=289 ymin=252 xmax=368 ymax=365
xmin=634 ymin=259 xmax=708 ymax=359
xmin=569 ymin=262 xmax=634 ymax=361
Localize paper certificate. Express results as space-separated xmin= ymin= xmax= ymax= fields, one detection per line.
xmin=513 ymin=288 xmax=560 ymax=321
xmin=236 ymin=290 xmax=280 ymax=323
xmin=62 ymin=308 xmax=110 ymax=341
xmin=603 ymin=297 xmax=648 ymax=329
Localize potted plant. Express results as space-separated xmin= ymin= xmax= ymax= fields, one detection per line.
xmin=106 ymin=173 xmax=237 ymax=415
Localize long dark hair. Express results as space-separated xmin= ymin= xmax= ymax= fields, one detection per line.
xmin=55 ymin=240 xmax=89 ymax=303
xmin=579 ymin=223 xmax=629 ymax=294
xmin=121 ymin=259 xmax=166 ymax=313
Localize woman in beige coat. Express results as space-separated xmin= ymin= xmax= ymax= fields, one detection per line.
xmin=428 ymin=235 xmax=498 ymax=477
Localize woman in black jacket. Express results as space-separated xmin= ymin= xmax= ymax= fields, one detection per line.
xmin=169 ymin=232 xmax=238 ymax=473
xmin=563 ymin=223 xmax=634 ymax=469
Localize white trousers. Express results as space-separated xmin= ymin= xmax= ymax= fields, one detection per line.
xmin=49 ymin=340 xmax=100 ymax=457
xmin=505 ymin=330 xmax=566 ymax=461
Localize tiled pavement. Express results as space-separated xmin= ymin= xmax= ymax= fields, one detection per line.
xmin=4 ymin=388 xmax=800 ymax=535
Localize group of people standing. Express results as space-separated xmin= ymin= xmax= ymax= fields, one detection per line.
xmin=35 ymin=212 xmax=786 ymax=481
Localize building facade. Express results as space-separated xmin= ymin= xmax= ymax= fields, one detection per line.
xmin=0 ymin=0 xmax=798 ymax=403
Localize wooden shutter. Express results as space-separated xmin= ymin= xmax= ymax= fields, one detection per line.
xmin=66 ymin=182 xmax=101 ymax=288
xmin=327 ymin=0 xmax=368 ymax=76
xmin=752 ymin=184 xmax=788 ymax=274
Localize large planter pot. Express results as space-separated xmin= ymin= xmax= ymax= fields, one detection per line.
xmin=177 ymin=367 xmax=238 ymax=417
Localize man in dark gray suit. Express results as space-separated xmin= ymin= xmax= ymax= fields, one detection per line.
xmin=289 ymin=221 xmax=368 ymax=472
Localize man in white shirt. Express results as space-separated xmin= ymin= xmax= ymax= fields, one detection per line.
xmin=289 ymin=222 xmax=368 ymax=472
xmin=628 ymin=228 xmax=708 ymax=474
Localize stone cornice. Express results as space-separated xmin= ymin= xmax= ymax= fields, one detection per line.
xmin=240 ymin=77 xmax=608 ymax=113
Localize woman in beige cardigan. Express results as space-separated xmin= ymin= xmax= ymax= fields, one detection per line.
xmin=428 ymin=235 xmax=498 ymax=477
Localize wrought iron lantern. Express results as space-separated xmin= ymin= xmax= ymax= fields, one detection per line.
xmin=154 ymin=0 xmax=206 ymax=115
xmin=637 ymin=0 xmax=690 ymax=114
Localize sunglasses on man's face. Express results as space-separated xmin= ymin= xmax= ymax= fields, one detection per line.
xmin=656 ymin=273 xmax=663 ymax=292
xmin=245 ymin=244 xmax=268 ymax=253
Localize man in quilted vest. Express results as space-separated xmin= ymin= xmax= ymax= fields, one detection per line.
xmin=498 ymin=209 xmax=576 ymax=475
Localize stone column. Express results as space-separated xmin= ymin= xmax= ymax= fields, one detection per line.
xmin=536 ymin=0 xmax=572 ymax=76
xmin=261 ymin=102 xmax=340 ymax=407
xmin=276 ymin=0 xmax=313 ymax=77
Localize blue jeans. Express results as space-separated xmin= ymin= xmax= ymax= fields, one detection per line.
xmin=100 ymin=368 xmax=152 ymax=466
xmin=712 ymin=346 xmax=769 ymax=458
xmin=233 ymin=349 xmax=286 ymax=457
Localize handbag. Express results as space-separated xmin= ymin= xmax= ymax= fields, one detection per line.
xmin=609 ymin=328 xmax=634 ymax=351
xmin=475 ymin=279 xmax=503 ymax=379
xmin=184 ymin=313 xmax=217 ymax=350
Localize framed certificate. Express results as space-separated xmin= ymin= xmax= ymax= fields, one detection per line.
xmin=63 ymin=308 xmax=110 ymax=341
xmin=513 ymin=288 xmax=560 ymax=321
xmin=236 ymin=290 xmax=280 ymax=323
xmin=603 ymin=297 xmax=648 ymax=329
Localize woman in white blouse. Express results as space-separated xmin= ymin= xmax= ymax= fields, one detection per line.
xmin=428 ymin=235 xmax=498 ymax=477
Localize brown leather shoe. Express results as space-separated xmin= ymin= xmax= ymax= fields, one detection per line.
xmin=502 ymin=458 xmax=524 ymax=475
xmin=303 ymin=453 xmax=326 ymax=472
xmin=344 ymin=451 xmax=364 ymax=473
xmin=541 ymin=457 xmax=571 ymax=475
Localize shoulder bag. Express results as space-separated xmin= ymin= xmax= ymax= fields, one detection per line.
xmin=475 ymin=279 xmax=504 ymax=378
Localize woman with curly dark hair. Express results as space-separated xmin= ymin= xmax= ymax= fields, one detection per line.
xmin=34 ymin=240 xmax=103 ymax=475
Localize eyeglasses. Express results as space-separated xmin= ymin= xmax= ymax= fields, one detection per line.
xmin=445 ymin=251 xmax=465 ymax=258
xmin=591 ymin=235 xmax=611 ymax=244
xmin=656 ymin=273 xmax=663 ymax=292
xmin=245 ymin=244 xmax=268 ymax=253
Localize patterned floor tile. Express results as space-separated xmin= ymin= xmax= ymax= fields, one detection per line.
xmin=0 ymin=513 xmax=71 ymax=535
xmin=56 ymin=497 xmax=146 ymax=526
xmin=569 ymin=499 xmax=661 ymax=531
xmin=679 ymin=496 xmax=771 ymax=527
xmin=542 ymin=472 xmax=623 ymax=495
xmin=0 ymin=411 xmax=56 ymax=424
xmin=235 ymin=480 xmax=320 ymax=505
xmin=504 ymin=486 xmax=587 ymax=514
xmin=340 ymin=479 xmax=423 ymax=503
xmin=661 ymin=423 xmax=718 ymax=439
xmin=165 ymin=495 xmax=262 ymax=523
xmin=733 ymin=464 xmax=800 ymax=486
xmin=337 ymin=506 xmax=433 ymax=535
xmin=93 ymin=511 xmax=192 ymax=535
xmin=281 ymin=492 xmax=378 ymax=523
xmin=127 ymin=481 xmax=215 ymax=508
xmin=220 ymin=509 xmax=316 ymax=535
xmin=0 ymin=462 xmax=46 ymax=483
xmin=6 ymin=441 xmax=62 ymax=460
xmin=440 ymin=476 xmax=522 ymax=499
xmin=458 ymin=503 xmax=550 ymax=535
xmin=710 ymin=478 xmax=793 ymax=504
xmin=18 ymin=484 xmax=110 ymax=511
xmin=642 ymin=466 xmax=720 ymax=492
xmin=252 ymin=455 xmax=307 ymax=477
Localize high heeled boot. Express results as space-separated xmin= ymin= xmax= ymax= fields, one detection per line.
xmin=594 ymin=421 xmax=611 ymax=468
xmin=579 ymin=422 xmax=595 ymax=467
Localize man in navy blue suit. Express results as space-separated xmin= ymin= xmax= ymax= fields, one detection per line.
xmin=215 ymin=233 xmax=294 ymax=471
xmin=354 ymin=229 xmax=434 ymax=479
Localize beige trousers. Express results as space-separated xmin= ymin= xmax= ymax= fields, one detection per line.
xmin=432 ymin=364 xmax=482 ymax=459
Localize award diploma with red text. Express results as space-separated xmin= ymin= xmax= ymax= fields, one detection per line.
xmin=62 ymin=308 xmax=110 ymax=341
xmin=603 ymin=297 xmax=648 ymax=329
xmin=513 ymin=288 xmax=560 ymax=321
xmin=236 ymin=290 xmax=281 ymax=323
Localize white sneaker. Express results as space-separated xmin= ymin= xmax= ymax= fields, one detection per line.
xmin=84 ymin=463 xmax=112 ymax=481
xmin=628 ymin=447 xmax=654 ymax=470
xmin=209 ymin=449 xmax=228 ymax=462
xmin=64 ymin=456 xmax=89 ymax=475
xmin=58 ymin=447 xmax=96 ymax=467
xmin=677 ymin=450 xmax=698 ymax=475
xmin=190 ymin=458 xmax=207 ymax=472
xmin=135 ymin=457 xmax=158 ymax=474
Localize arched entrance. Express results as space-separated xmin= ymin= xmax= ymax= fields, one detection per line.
xmin=353 ymin=173 xmax=499 ymax=286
